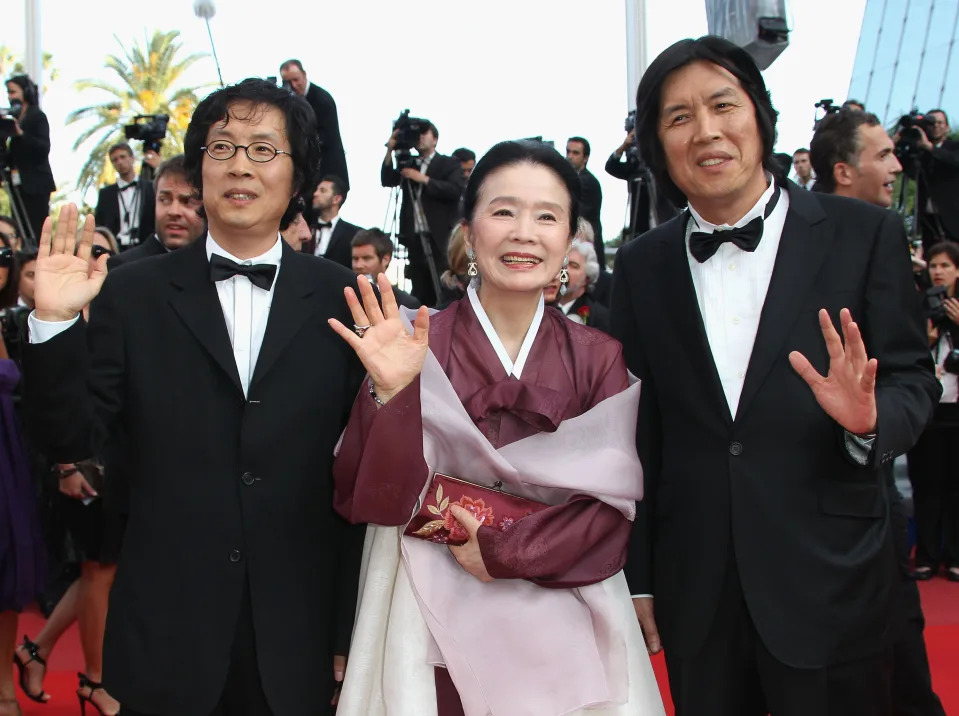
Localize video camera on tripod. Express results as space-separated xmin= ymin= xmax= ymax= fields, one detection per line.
xmin=124 ymin=114 xmax=170 ymax=155
xmin=391 ymin=109 xmax=431 ymax=171
xmin=893 ymin=109 xmax=938 ymax=165
xmin=0 ymin=101 xmax=24 ymax=139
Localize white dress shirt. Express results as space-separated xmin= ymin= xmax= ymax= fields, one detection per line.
xmin=685 ymin=179 xmax=789 ymax=418
xmin=935 ymin=332 xmax=959 ymax=403
xmin=116 ymin=179 xmax=142 ymax=246
xmin=313 ymin=215 xmax=340 ymax=257
xmin=28 ymin=234 xmax=284 ymax=399
xmin=467 ymin=285 xmax=543 ymax=379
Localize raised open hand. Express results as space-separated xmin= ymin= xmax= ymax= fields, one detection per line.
xmin=788 ymin=308 xmax=878 ymax=435
xmin=34 ymin=204 xmax=108 ymax=322
xmin=328 ymin=273 xmax=429 ymax=404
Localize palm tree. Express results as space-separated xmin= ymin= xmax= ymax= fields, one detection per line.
xmin=67 ymin=30 xmax=209 ymax=196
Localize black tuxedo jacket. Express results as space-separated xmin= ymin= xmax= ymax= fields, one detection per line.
xmin=305 ymin=83 xmax=349 ymax=189
xmin=612 ymin=184 xmax=939 ymax=668
xmin=106 ymin=233 xmax=167 ymax=269
xmin=917 ymin=138 xmax=959 ymax=242
xmin=562 ymin=293 xmax=610 ymax=333
xmin=301 ymin=217 xmax=360 ymax=269
xmin=6 ymin=105 xmax=55 ymax=195
xmin=381 ymin=152 xmax=464 ymax=255
xmin=23 ymin=240 xmax=366 ymax=716
xmin=94 ymin=179 xmax=156 ymax=244
xmin=579 ymin=168 xmax=604 ymax=259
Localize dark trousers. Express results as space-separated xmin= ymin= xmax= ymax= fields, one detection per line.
xmin=16 ymin=189 xmax=49 ymax=247
xmin=122 ymin=580 xmax=275 ymax=716
xmin=665 ymin=555 xmax=892 ymax=716
xmin=402 ymin=234 xmax=447 ymax=308
xmin=892 ymin=580 xmax=946 ymax=716
xmin=907 ymin=417 xmax=959 ymax=569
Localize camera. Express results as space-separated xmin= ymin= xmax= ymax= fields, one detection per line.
xmin=391 ymin=109 xmax=431 ymax=171
xmin=624 ymin=110 xmax=641 ymax=162
xmin=0 ymin=101 xmax=23 ymax=141
xmin=893 ymin=110 xmax=938 ymax=164
xmin=813 ymin=98 xmax=840 ymax=130
xmin=124 ymin=114 xmax=170 ymax=155
xmin=922 ymin=284 xmax=948 ymax=323
xmin=0 ymin=305 xmax=28 ymax=345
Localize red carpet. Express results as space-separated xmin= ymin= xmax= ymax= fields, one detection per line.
xmin=10 ymin=580 xmax=958 ymax=715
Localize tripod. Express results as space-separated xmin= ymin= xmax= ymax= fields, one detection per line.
xmin=894 ymin=156 xmax=924 ymax=249
xmin=386 ymin=177 xmax=442 ymax=303
xmin=0 ymin=160 xmax=37 ymax=250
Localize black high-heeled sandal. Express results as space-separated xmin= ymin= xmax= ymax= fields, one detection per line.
xmin=77 ymin=673 xmax=121 ymax=716
xmin=11 ymin=635 xmax=49 ymax=703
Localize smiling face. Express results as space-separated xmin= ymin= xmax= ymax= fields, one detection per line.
xmin=658 ymin=60 xmax=767 ymax=222
xmin=561 ymin=248 xmax=588 ymax=303
xmin=201 ymin=101 xmax=295 ymax=246
xmin=466 ymin=162 xmax=572 ymax=299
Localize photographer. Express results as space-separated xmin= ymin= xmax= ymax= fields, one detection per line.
xmin=605 ymin=128 xmax=652 ymax=238
xmin=94 ymin=143 xmax=156 ymax=249
xmin=3 ymin=75 xmax=55 ymax=245
xmin=381 ymin=119 xmax=463 ymax=306
xmin=909 ymin=241 xmax=959 ymax=587
xmin=913 ymin=110 xmax=959 ymax=248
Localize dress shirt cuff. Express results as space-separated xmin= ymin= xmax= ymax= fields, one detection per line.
xmin=631 ymin=594 xmax=653 ymax=599
xmin=843 ymin=430 xmax=876 ymax=466
xmin=27 ymin=312 xmax=80 ymax=343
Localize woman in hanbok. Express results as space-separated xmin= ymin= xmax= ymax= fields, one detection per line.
xmin=330 ymin=141 xmax=664 ymax=716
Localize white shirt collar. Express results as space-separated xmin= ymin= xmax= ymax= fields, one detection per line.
xmin=466 ymin=284 xmax=544 ymax=379
xmin=206 ymin=233 xmax=284 ymax=271
xmin=688 ymin=175 xmax=777 ymax=233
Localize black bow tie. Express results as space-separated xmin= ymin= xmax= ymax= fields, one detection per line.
xmin=688 ymin=187 xmax=781 ymax=263
xmin=209 ymin=254 xmax=277 ymax=291
xmin=118 ymin=182 xmax=137 ymax=192
xmin=316 ymin=222 xmax=333 ymax=230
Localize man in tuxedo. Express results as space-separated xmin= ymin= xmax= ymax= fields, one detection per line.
xmin=301 ymin=174 xmax=359 ymax=269
xmin=23 ymin=78 xmax=365 ymax=716
xmin=612 ymin=36 xmax=939 ymax=715
xmin=566 ymin=136 xmax=604 ymax=268
xmin=108 ymin=153 xmax=205 ymax=270
xmin=350 ymin=228 xmax=420 ymax=310
xmin=792 ymin=148 xmax=816 ymax=190
xmin=279 ymin=59 xmax=349 ymax=190
xmin=94 ymin=143 xmax=156 ymax=249
xmin=913 ymin=109 xmax=959 ymax=248
xmin=811 ymin=108 xmax=946 ymax=716
xmin=381 ymin=121 xmax=464 ymax=307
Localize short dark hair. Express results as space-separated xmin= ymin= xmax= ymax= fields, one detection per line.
xmin=452 ymin=148 xmax=476 ymax=163
xmin=927 ymin=241 xmax=959 ymax=268
xmin=567 ymin=136 xmax=591 ymax=158
xmin=842 ymin=99 xmax=865 ymax=111
xmin=0 ymin=215 xmax=18 ymax=239
xmin=184 ymin=78 xmax=320 ymax=231
xmin=636 ymin=35 xmax=780 ymax=207
xmin=809 ymin=109 xmax=882 ymax=194
xmin=153 ymin=154 xmax=191 ymax=190
xmin=108 ymin=142 xmax=133 ymax=158
xmin=319 ymin=174 xmax=348 ymax=205
xmin=463 ymin=140 xmax=581 ymax=236
xmin=351 ymin=228 xmax=393 ymax=260
xmin=793 ymin=148 xmax=810 ymax=156
xmin=279 ymin=59 xmax=305 ymax=74
xmin=927 ymin=108 xmax=949 ymax=125
xmin=423 ymin=122 xmax=439 ymax=141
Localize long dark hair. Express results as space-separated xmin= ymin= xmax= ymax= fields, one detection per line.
xmin=184 ymin=78 xmax=320 ymax=231
xmin=635 ymin=35 xmax=780 ymax=208
xmin=463 ymin=140 xmax=581 ymax=235
xmin=6 ymin=74 xmax=39 ymax=106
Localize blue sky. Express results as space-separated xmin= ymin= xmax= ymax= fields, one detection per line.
xmin=7 ymin=0 xmax=867 ymax=236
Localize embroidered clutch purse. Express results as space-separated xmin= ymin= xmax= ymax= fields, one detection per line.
xmin=404 ymin=473 xmax=550 ymax=546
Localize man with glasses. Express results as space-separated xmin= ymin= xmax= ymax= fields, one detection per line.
xmin=23 ymin=79 xmax=365 ymax=716
xmin=914 ymin=109 xmax=959 ymax=248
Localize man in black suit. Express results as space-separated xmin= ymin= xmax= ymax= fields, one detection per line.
xmin=381 ymin=121 xmax=464 ymax=307
xmin=810 ymin=108 xmax=946 ymax=716
xmin=349 ymin=228 xmax=420 ymax=310
xmin=279 ymin=60 xmax=349 ymax=190
xmin=23 ymin=79 xmax=365 ymax=716
xmin=912 ymin=109 xmax=959 ymax=249
xmin=94 ymin=143 xmax=156 ymax=249
xmin=612 ymin=36 xmax=939 ymax=715
xmin=108 ymin=153 xmax=205 ymax=270
xmin=566 ymin=136 xmax=604 ymax=268
xmin=302 ymin=174 xmax=359 ymax=269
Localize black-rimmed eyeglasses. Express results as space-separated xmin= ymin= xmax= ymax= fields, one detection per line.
xmin=200 ymin=140 xmax=292 ymax=163
xmin=0 ymin=247 xmax=13 ymax=267
xmin=91 ymin=245 xmax=116 ymax=259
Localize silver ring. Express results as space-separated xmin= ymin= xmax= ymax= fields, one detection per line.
xmin=353 ymin=324 xmax=371 ymax=338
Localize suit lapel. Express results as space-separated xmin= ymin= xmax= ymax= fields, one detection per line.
xmin=658 ymin=217 xmax=734 ymax=426
xmin=168 ymin=239 xmax=244 ymax=395
xmin=326 ymin=221 xmax=346 ymax=257
xmin=249 ymin=243 xmax=322 ymax=393
xmin=736 ymin=184 xmax=832 ymax=420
